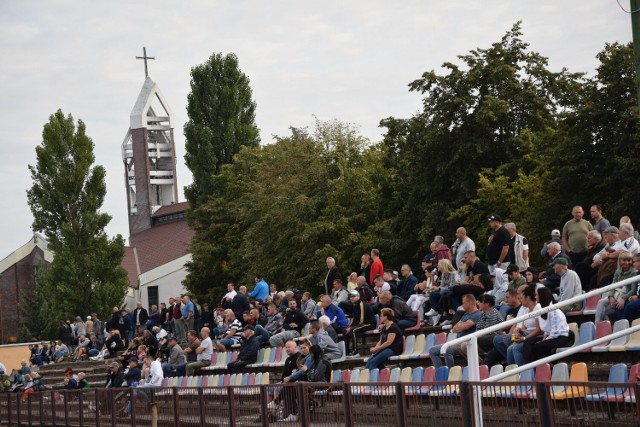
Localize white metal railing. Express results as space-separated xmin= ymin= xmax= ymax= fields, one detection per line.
xmin=437 ymin=273 xmax=640 ymax=427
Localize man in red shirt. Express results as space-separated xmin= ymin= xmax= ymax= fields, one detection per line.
xmin=369 ymin=249 xmax=384 ymax=285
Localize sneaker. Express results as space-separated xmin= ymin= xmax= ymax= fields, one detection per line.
xmin=440 ymin=320 xmax=451 ymax=326
xmin=425 ymin=309 xmax=438 ymax=317
xmin=346 ymin=352 xmax=360 ymax=358
xmin=431 ymin=314 xmax=442 ymax=326
xmin=280 ymin=414 xmax=298 ymax=422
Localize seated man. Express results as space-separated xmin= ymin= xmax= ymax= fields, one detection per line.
xmin=186 ymin=327 xmax=214 ymax=376
xmin=215 ymin=310 xmax=243 ymax=351
xmin=460 ymin=294 xmax=504 ymax=359
xmin=269 ymin=299 xmax=309 ymax=347
xmin=161 ymin=336 xmax=186 ymax=377
xmin=343 ymin=291 xmax=376 ymax=356
xmin=227 ymin=325 xmax=260 ymax=374
xmin=429 ymin=294 xmax=482 ymax=368
xmin=254 ymin=303 xmax=284 ymax=344
xmin=378 ymin=291 xmax=418 ymax=330
xmin=315 ymin=296 xmax=348 ymax=334
xmin=175 ymin=330 xmax=200 ymax=377
xmin=308 ymin=321 xmax=341 ymax=360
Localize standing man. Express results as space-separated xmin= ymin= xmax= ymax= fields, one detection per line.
xmin=324 ymin=257 xmax=341 ymax=296
xmin=369 ymin=249 xmax=384 ymax=286
xmin=505 ymin=223 xmax=529 ymax=272
xmin=360 ymin=254 xmax=372 ymax=286
xmin=250 ymin=275 xmax=269 ymax=302
xmin=222 ymin=282 xmax=237 ymax=309
xmin=133 ymin=302 xmax=149 ymax=332
xmin=453 ymin=227 xmax=475 ymax=269
xmin=487 ymin=215 xmax=511 ymax=274
xmin=562 ymin=205 xmax=593 ymax=266
xmin=173 ymin=297 xmax=184 ymax=343
xmin=590 ymin=205 xmax=611 ymax=236
xmin=232 ymin=286 xmax=251 ymax=324
xmin=344 ymin=291 xmax=376 ymax=357
xmin=181 ymin=296 xmax=195 ymax=335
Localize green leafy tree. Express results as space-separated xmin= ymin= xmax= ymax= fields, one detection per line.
xmin=184 ymin=52 xmax=260 ymax=209
xmin=380 ymin=22 xmax=583 ymax=260
xmin=25 ymin=110 xmax=128 ymax=338
xmin=184 ymin=120 xmax=392 ymax=300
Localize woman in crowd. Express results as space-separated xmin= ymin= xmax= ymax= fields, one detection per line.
xmin=423 ymin=259 xmax=458 ymax=323
xmin=283 ymin=340 xmax=312 ymax=383
xmin=595 ymin=251 xmax=637 ymax=322
xmin=522 ymin=287 xmax=571 ymax=363
xmin=364 ymin=308 xmax=403 ymax=370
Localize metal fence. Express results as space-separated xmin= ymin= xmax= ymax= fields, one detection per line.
xmin=0 ymin=381 xmax=638 ymax=426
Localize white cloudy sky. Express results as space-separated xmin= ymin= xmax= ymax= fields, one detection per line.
xmin=0 ymin=1 xmax=632 ymax=258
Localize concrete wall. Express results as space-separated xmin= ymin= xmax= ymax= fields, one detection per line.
xmin=0 ymin=342 xmax=35 ymax=372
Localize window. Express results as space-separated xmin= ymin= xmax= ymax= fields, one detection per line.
xmin=148 ymin=286 xmax=159 ymax=309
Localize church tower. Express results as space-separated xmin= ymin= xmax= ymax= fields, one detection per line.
xmin=121 ymin=48 xmax=179 ymax=236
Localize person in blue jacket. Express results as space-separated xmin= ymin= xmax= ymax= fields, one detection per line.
xmin=249 ymin=275 xmax=269 ymax=302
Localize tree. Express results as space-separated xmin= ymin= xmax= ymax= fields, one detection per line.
xmin=183 ymin=120 xmax=392 ymax=300
xmin=183 ymin=52 xmax=260 ymax=209
xmin=25 ymin=109 xmax=128 ymax=338
xmin=379 ymin=22 xmax=583 ymax=260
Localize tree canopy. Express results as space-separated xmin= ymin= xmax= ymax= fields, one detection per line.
xmin=24 ymin=110 xmax=128 ymax=339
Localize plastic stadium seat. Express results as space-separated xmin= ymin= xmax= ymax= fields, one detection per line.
xmin=488 ymin=364 xmax=504 ymax=379
xmin=403 ymin=367 xmax=424 ymax=395
xmin=446 ymin=332 xmax=459 ymax=342
xmin=332 ymin=341 xmax=347 ymax=363
xmin=403 ymin=312 xmax=421 ymax=332
xmin=556 ymin=323 xmax=580 ymax=353
xmin=585 ymin=363 xmax=628 ymax=402
xmin=430 ymin=365 xmax=461 ymax=396
xmin=624 ymin=364 xmax=639 ymax=403
xmin=389 ymin=335 xmax=415 ymax=361
xmin=482 ymin=365 xmax=518 ymax=397
xmin=247 ymin=348 xmax=267 ymax=368
xmin=623 ymin=319 xmax=640 ymax=351
xmin=551 ymin=362 xmax=588 ymax=400
xmin=576 ymin=322 xmax=595 ymax=352
xmin=565 ymin=293 xmax=585 ymax=316
xmin=365 ymin=315 xmax=380 ymax=334
xmin=512 ymin=369 xmax=535 ymax=398
xmin=608 ymin=319 xmax=633 ymax=351
xmin=591 ymin=321 xmax=613 ymax=352
xmin=419 ymin=333 xmax=444 ymax=360
xmin=583 ymin=294 xmax=601 ymax=315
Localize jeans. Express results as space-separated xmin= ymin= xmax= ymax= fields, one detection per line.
xmin=396 ymin=319 xmax=417 ymax=330
xmin=88 ymin=349 xmax=100 ymax=357
xmin=162 ymin=363 xmax=175 ymax=377
xmin=622 ymin=299 xmax=640 ymax=322
xmin=254 ymin=325 xmax=271 ymax=344
xmin=428 ymin=344 xmax=460 ymax=368
xmin=175 ymin=362 xmax=188 ymax=377
xmin=364 ymin=348 xmax=394 ymax=370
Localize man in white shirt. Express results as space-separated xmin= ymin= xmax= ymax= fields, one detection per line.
xmin=222 ymin=282 xmax=237 ymax=306
xmin=144 ymin=355 xmax=164 ymax=387
xmin=453 ymin=227 xmax=475 ymax=269
xmin=553 ymin=258 xmax=582 ymax=312
xmin=186 ymin=327 xmax=214 ymax=376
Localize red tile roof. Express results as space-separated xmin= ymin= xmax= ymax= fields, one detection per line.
xmin=121 ymin=218 xmax=194 ymax=287
xmin=152 ymin=201 xmax=189 ymax=218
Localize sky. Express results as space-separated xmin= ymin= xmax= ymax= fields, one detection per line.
xmin=0 ymin=1 xmax=633 ymax=259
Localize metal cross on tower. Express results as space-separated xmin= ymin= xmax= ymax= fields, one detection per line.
xmin=136 ymin=46 xmax=155 ymax=78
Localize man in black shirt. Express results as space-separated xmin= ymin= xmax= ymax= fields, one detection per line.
xmin=271 ymin=340 xmax=302 ymax=422
xmin=269 ymin=299 xmax=309 ymax=347
xmin=344 ymin=291 xmax=376 ymax=357
xmin=464 ymin=251 xmax=490 ymax=285
xmin=486 ymin=214 xmax=510 ymax=274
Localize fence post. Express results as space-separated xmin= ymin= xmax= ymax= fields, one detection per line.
xmin=53 ymin=390 xmax=58 ymax=427
xmin=40 ymin=392 xmax=44 ymax=426
xmin=130 ymin=388 xmax=137 ymax=427
xmin=536 ymin=383 xmax=554 ymax=427
xmin=227 ymin=386 xmax=236 ymax=427
xmin=342 ymin=383 xmax=353 ymax=427
xmin=111 ymin=389 xmax=117 ymax=427
xmin=27 ymin=392 xmax=33 ymax=427
xmin=78 ymin=390 xmax=84 ymax=427
xmin=172 ymin=387 xmax=179 ymax=427
xmin=297 ymin=382 xmax=308 ymax=426
xmin=198 ymin=388 xmax=205 ymax=427
xmin=459 ymin=381 xmax=473 ymax=427
xmin=95 ymin=388 xmax=100 ymax=427
xmin=17 ymin=392 xmax=22 ymax=426
xmin=6 ymin=393 xmax=12 ymax=426
xmin=259 ymin=385 xmax=269 ymax=427
xmin=395 ymin=383 xmax=406 ymax=427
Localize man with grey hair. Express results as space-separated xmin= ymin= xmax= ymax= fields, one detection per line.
xmin=617 ymin=223 xmax=639 ymax=255
xmin=504 ymin=223 xmax=529 ymax=272
xmin=575 ymin=230 xmax=606 ymax=290
xmin=324 ymin=257 xmax=341 ymax=296
xmin=452 ymin=227 xmax=475 ymax=269
xmin=562 ymin=205 xmax=593 ymax=266
xmin=541 ymin=242 xmax=571 ymax=291
xmin=431 ymin=236 xmax=452 ymax=268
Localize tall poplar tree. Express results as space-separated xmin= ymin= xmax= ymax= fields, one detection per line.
xmin=25 ymin=110 xmax=128 ymax=337
xmin=183 ymin=52 xmax=260 ymax=296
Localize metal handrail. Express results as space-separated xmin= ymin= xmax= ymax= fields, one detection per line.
xmin=436 ymin=272 xmax=640 ymax=427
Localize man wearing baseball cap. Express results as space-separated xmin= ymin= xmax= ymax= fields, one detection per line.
xmin=162 ymin=336 xmax=186 ymax=378
xmin=487 ymin=215 xmax=511 ymax=274
xmin=552 ymin=257 xmax=582 ymax=312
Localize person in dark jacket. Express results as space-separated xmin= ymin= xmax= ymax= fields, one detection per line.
xmin=105 ymin=330 xmax=125 ymax=357
xmin=232 ymin=286 xmax=251 ymax=325
xmin=324 ymin=257 xmax=342 ymax=296
xmin=123 ymin=359 xmax=142 ymax=387
xmin=227 ymin=326 xmax=260 ymax=374
xmin=344 ymin=291 xmax=376 ymax=356
xmin=105 ymin=362 xmax=124 ymax=388
xmin=58 ymin=321 xmax=73 ymax=348
xmin=379 ymin=291 xmax=418 ymax=329
xmin=269 ymin=299 xmax=309 ymax=347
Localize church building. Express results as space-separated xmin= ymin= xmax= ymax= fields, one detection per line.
xmin=120 ymin=51 xmax=193 ymax=309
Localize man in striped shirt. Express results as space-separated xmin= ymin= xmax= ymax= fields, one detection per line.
xmin=215 ymin=310 xmax=243 ymax=351
xmin=460 ymin=294 xmax=504 ymax=358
